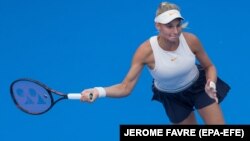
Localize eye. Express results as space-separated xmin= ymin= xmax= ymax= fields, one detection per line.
xmin=164 ymin=22 xmax=182 ymax=28
xmin=164 ymin=24 xmax=173 ymax=28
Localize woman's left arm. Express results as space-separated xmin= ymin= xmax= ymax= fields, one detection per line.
xmin=183 ymin=32 xmax=218 ymax=102
xmin=183 ymin=32 xmax=217 ymax=83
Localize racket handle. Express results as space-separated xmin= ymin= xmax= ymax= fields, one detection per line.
xmin=67 ymin=93 xmax=81 ymax=99
xmin=67 ymin=93 xmax=93 ymax=100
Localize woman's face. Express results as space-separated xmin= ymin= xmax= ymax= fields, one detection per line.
xmin=157 ymin=18 xmax=182 ymax=42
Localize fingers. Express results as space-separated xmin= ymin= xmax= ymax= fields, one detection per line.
xmin=214 ymin=96 xmax=218 ymax=103
xmin=80 ymin=88 xmax=98 ymax=103
xmin=210 ymin=91 xmax=218 ymax=103
xmin=207 ymin=91 xmax=218 ymax=103
xmin=89 ymin=93 xmax=93 ymax=101
xmin=205 ymin=80 xmax=218 ymax=103
xmin=209 ymin=81 xmax=217 ymax=93
xmin=209 ymin=81 xmax=215 ymax=89
xmin=80 ymin=89 xmax=94 ymax=102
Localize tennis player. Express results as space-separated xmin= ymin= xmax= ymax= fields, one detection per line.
xmin=80 ymin=1 xmax=230 ymax=124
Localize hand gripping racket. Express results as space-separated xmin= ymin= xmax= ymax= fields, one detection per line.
xmin=10 ymin=78 xmax=92 ymax=115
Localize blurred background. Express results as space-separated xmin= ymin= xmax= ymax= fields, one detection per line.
xmin=1 ymin=0 xmax=249 ymax=140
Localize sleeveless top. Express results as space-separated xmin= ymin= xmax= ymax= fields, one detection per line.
xmin=148 ymin=33 xmax=199 ymax=93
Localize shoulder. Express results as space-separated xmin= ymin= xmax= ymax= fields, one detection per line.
xmin=182 ymin=32 xmax=203 ymax=53
xmin=182 ymin=32 xmax=200 ymax=44
xmin=133 ymin=39 xmax=153 ymax=63
xmin=138 ymin=39 xmax=151 ymax=52
xmin=136 ymin=39 xmax=152 ymax=55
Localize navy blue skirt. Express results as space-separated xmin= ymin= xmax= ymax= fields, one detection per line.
xmin=151 ymin=64 xmax=231 ymax=123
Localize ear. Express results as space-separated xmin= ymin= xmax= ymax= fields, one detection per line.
xmin=155 ymin=23 xmax=160 ymax=31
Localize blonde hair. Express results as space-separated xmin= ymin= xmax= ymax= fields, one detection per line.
xmin=156 ymin=2 xmax=188 ymax=28
xmin=156 ymin=2 xmax=180 ymax=16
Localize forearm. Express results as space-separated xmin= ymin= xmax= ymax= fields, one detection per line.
xmin=204 ymin=64 xmax=218 ymax=103
xmin=204 ymin=64 xmax=217 ymax=83
xmin=104 ymin=82 xmax=133 ymax=98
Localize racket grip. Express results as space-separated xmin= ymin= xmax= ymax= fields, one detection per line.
xmin=67 ymin=93 xmax=81 ymax=99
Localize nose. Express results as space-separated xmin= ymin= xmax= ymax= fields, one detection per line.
xmin=172 ymin=26 xmax=179 ymax=34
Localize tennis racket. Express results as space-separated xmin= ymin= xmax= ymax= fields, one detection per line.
xmin=10 ymin=78 xmax=92 ymax=115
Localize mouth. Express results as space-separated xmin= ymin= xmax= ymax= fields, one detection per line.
xmin=169 ymin=36 xmax=178 ymax=39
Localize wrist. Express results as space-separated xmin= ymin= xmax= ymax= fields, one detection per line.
xmin=209 ymin=81 xmax=216 ymax=90
xmin=94 ymin=87 xmax=106 ymax=98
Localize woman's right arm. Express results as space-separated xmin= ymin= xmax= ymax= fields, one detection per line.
xmin=81 ymin=41 xmax=151 ymax=102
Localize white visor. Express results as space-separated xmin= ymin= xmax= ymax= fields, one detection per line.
xmin=154 ymin=9 xmax=184 ymax=24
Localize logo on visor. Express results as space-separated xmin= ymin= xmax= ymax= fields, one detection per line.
xmin=169 ymin=11 xmax=178 ymax=16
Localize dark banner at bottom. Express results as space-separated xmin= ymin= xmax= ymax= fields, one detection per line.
xmin=120 ymin=125 xmax=250 ymax=141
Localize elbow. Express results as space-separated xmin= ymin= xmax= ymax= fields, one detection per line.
xmin=122 ymin=87 xmax=132 ymax=97
xmin=124 ymin=90 xmax=132 ymax=97
xmin=120 ymin=83 xmax=133 ymax=97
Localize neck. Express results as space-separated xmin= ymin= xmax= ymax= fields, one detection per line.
xmin=158 ymin=36 xmax=179 ymax=51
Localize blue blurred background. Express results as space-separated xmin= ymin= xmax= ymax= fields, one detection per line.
xmin=1 ymin=0 xmax=249 ymax=140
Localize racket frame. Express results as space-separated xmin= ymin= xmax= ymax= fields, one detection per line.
xmin=10 ymin=78 xmax=69 ymax=115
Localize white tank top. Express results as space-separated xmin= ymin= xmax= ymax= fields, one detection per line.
xmin=148 ymin=34 xmax=199 ymax=93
